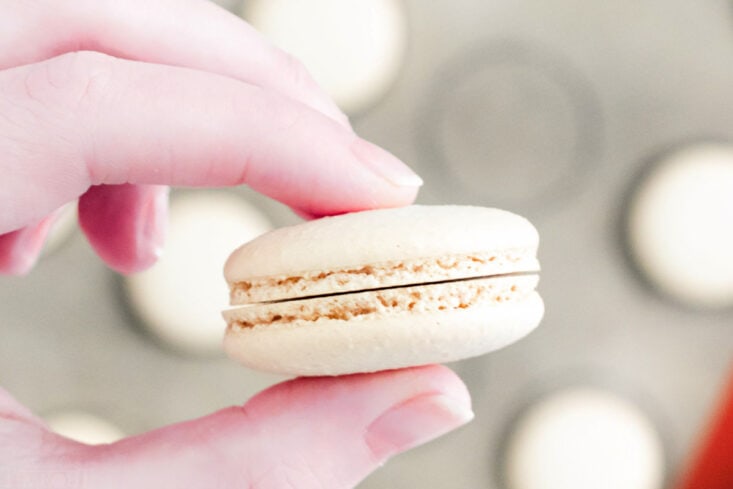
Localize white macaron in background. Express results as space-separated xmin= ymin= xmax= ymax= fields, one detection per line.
xmin=626 ymin=143 xmax=733 ymax=309
xmin=124 ymin=191 xmax=273 ymax=355
xmin=502 ymin=387 xmax=666 ymax=489
xmin=42 ymin=203 xmax=78 ymax=257
xmin=45 ymin=410 xmax=125 ymax=445
xmin=241 ymin=0 xmax=406 ymax=114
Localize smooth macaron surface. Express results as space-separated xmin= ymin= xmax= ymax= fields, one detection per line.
xmin=222 ymin=205 xmax=543 ymax=376
xmin=225 ymin=205 xmax=539 ymax=304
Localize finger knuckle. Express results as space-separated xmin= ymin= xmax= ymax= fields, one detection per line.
xmin=23 ymin=51 xmax=115 ymax=112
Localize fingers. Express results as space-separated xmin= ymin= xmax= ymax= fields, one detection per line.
xmin=1 ymin=0 xmax=348 ymax=126
xmin=0 ymin=217 xmax=55 ymax=275
xmin=0 ymin=51 xmax=421 ymax=234
xmin=1 ymin=367 xmax=470 ymax=488
xmin=78 ymin=184 xmax=168 ymax=274
xmin=74 ymin=365 xmax=472 ymax=488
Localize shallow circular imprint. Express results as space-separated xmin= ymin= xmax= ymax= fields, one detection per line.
xmin=125 ymin=192 xmax=273 ymax=355
xmin=627 ymin=143 xmax=733 ymax=308
xmin=242 ymin=0 xmax=406 ymax=114
xmin=503 ymin=387 xmax=665 ymax=489
xmin=420 ymin=43 xmax=599 ymax=209
xmin=46 ymin=411 xmax=125 ymax=445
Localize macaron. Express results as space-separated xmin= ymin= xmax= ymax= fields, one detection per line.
xmin=222 ymin=205 xmax=543 ymax=376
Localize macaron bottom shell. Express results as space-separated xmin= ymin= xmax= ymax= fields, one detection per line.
xmin=223 ymin=291 xmax=543 ymax=377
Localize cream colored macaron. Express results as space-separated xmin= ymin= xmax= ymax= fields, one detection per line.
xmin=223 ymin=205 xmax=543 ymax=376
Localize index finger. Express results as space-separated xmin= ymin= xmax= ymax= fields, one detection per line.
xmin=0 ymin=52 xmax=421 ymax=234
xmin=1 ymin=0 xmax=349 ymax=126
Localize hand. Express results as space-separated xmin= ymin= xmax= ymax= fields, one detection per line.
xmin=1 ymin=366 xmax=471 ymax=488
xmin=0 ymin=0 xmax=423 ymax=275
xmin=0 ymin=1 xmax=470 ymax=487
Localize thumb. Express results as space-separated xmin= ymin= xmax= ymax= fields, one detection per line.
xmin=236 ymin=365 xmax=473 ymax=488
xmin=40 ymin=366 xmax=472 ymax=488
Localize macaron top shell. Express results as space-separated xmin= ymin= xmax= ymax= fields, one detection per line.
xmin=225 ymin=206 xmax=539 ymax=304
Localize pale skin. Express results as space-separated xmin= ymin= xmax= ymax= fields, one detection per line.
xmin=0 ymin=1 xmax=473 ymax=487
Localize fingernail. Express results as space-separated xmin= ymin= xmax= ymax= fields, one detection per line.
xmin=365 ymin=393 xmax=474 ymax=459
xmin=351 ymin=139 xmax=424 ymax=187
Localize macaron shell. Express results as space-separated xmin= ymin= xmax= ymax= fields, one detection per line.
xmin=224 ymin=205 xmax=538 ymax=284
xmin=223 ymin=291 xmax=543 ymax=376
